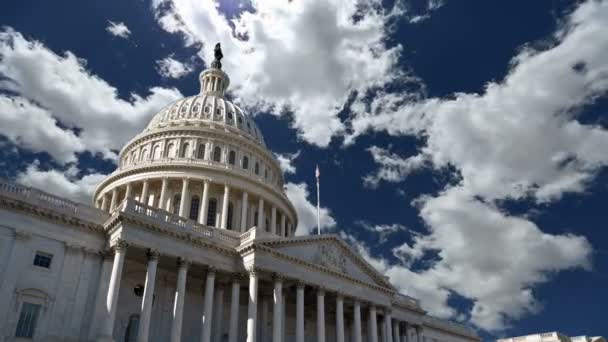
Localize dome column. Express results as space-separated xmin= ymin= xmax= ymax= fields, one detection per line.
xmin=199 ymin=180 xmax=210 ymax=225
xmin=159 ymin=178 xmax=168 ymax=211
xmin=140 ymin=179 xmax=150 ymax=205
xmin=178 ymin=178 xmax=190 ymax=218
xmin=271 ymin=206 xmax=277 ymax=235
xmin=124 ymin=183 xmax=133 ymax=201
xmin=257 ymin=198 xmax=264 ymax=230
xmin=220 ymin=184 xmax=230 ymax=229
xmin=109 ymin=188 xmax=118 ymax=212
xmin=240 ymin=191 xmax=248 ymax=231
xmin=280 ymin=215 xmax=286 ymax=237
xmin=100 ymin=194 xmax=109 ymax=211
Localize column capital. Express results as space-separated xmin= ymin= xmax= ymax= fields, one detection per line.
xmin=246 ymin=266 xmax=259 ymax=277
xmin=146 ymin=249 xmax=161 ymax=260
xmin=273 ymin=273 xmax=284 ymax=282
xmin=206 ymin=266 xmax=217 ymax=275
xmin=296 ymin=281 xmax=306 ymax=290
xmin=177 ymin=257 xmax=191 ymax=269
xmin=316 ymin=287 xmax=326 ymax=296
xmin=111 ymin=239 xmax=128 ymax=252
xmin=414 ymin=324 xmax=424 ymax=332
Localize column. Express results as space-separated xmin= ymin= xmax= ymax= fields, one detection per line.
xmin=381 ymin=314 xmax=388 ymax=342
xmin=228 ymin=277 xmax=241 ymax=342
xmin=0 ymin=231 xmax=31 ymax=330
xmin=109 ymin=188 xmax=118 ymax=212
xmin=88 ymin=252 xmax=114 ymax=340
xmin=201 ymin=268 xmax=216 ymax=342
xmin=273 ymin=276 xmax=283 ymax=342
xmin=353 ymin=301 xmax=362 ymax=342
xmin=280 ymin=215 xmax=286 ymax=237
xmin=179 ymin=178 xmax=190 ymax=218
xmin=100 ymin=194 xmax=108 ymax=211
xmin=213 ymin=285 xmax=225 ymax=342
xmin=141 ymin=179 xmax=150 ymax=205
xmin=246 ymin=269 xmax=258 ymax=342
xmin=170 ymin=259 xmax=189 ymax=342
xmin=125 ymin=182 xmax=133 ymax=201
xmin=137 ymin=250 xmax=160 ymax=342
xmin=159 ymin=178 xmax=168 ymax=210
xmin=257 ymin=198 xmax=264 ymax=229
xmin=393 ymin=320 xmax=400 ymax=342
xmin=270 ymin=206 xmax=277 ymax=234
xmin=220 ymin=184 xmax=230 ymax=229
xmin=386 ymin=312 xmax=393 ymax=342
xmin=99 ymin=240 xmax=128 ymax=340
xmin=415 ymin=325 xmax=423 ymax=342
xmin=240 ymin=191 xmax=249 ymax=231
xmin=368 ymin=306 xmax=378 ymax=342
xmin=317 ymin=289 xmax=325 ymax=342
xmin=336 ymin=295 xmax=345 ymax=342
xmin=200 ymin=180 xmax=210 ymax=225
xmin=402 ymin=322 xmax=409 ymax=342
xmin=296 ymin=283 xmax=305 ymax=342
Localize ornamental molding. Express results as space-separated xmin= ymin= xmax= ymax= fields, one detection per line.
xmin=246 ymin=242 xmax=396 ymax=297
xmin=260 ymin=235 xmax=393 ymax=290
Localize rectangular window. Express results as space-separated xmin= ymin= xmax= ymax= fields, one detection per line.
xmin=15 ymin=302 xmax=41 ymax=338
xmin=33 ymin=251 xmax=52 ymax=269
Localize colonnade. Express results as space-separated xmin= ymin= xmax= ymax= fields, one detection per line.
xmin=96 ymin=242 xmax=425 ymax=342
xmin=97 ymin=177 xmax=294 ymax=237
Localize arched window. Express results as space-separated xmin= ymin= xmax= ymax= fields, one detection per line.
xmin=153 ymin=145 xmax=161 ymax=160
xmin=140 ymin=149 xmax=148 ymax=161
xmin=197 ymin=144 xmax=206 ymax=159
xmin=131 ymin=153 xmax=137 ymax=163
xmin=166 ymin=143 xmax=175 ymax=158
xmin=189 ymin=196 xmax=200 ymax=220
xmin=172 ymin=194 xmax=181 ymax=215
xmin=255 ymin=162 xmax=260 ymax=175
xmin=206 ymin=198 xmax=217 ymax=226
xmin=228 ymin=151 xmax=236 ymax=165
xmin=213 ymin=146 xmax=222 ymax=162
xmin=242 ymin=156 xmax=249 ymax=169
xmin=180 ymin=143 xmax=190 ymax=158
xmin=227 ymin=203 xmax=234 ymax=230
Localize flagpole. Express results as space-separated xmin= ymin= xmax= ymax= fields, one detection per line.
xmin=316 ymin=165 xmax=321 ymax=235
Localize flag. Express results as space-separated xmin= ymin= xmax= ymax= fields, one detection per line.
xmin=315 ymin=164 xmax=320 ymax=179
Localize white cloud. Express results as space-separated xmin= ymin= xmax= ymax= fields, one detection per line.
xmin=273 ymin=151 xmax=300 ymax=174
xmin=0 ymin=28 xmax=183 ymax=164
xmin=351 ymin=0 xmax=608 ymax=203
xmin=16 ymin=162 xmax=107 ymax=204
xmin=156 ymin=55 xmax=194 ymax=79
xmin=363 ymin=145 xmax=426 ymax=188
xmin=284 ymin=182 xmax=336 ymax=235
xmin=106 ymin=21 xmax=131 ymax=39
xmin=152 ymin=0 xmax=404 ymax=147
xmin=349 ymin=0 xmax=607 ymax=331
xmin=356 ymin=220 xmax=408 ymax=243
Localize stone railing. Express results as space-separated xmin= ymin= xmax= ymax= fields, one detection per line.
xmin=114 ymin=157 xmax=284 ymax=192
xmin=423 ymin=315 xmax=477 ymax=338
xmin=119 ymin=198 xmax=243 ymax=247
xmin=0 ymin=178 xmax=108 ymax=224
xmin=393 ymin=293 xmax=421 ymax=308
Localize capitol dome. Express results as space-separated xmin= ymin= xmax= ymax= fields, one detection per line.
xmin=93 ymin=44 xmax=297 ymax=236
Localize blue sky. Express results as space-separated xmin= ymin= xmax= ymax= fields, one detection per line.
xmin=1 ymin=0 xmax=607 ymax=340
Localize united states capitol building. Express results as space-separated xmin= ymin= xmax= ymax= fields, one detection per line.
xmin=0 ymin=45 xmax=480 ymax=342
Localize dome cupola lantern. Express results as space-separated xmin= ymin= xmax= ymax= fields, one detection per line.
xmin=199 ymin=43 xmax=230 ymax=96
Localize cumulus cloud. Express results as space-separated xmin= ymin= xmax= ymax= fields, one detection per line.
xmin=156 ymin=55 xmax=194 ymax=79
xmin=0 ymin=28 xmax=183 ymax=164
xmin=363 ymin=145 xmax=426 ymax=188
xmin=152 ymin=0 xmax=404 ymax=146
xmin=16 ymin=162 xmax=107 ymax=204
xmin=106 ymin=21 xmax=131 ymax=39
xmin=352 ymin=0 xmax=608 ymax=203
xmin=284 ymin=182 xmax=336 ymax=235
xmin=352 ymin=0 xmax=607 ymax=330
xmin=356 ymin=220 xmax=408 ymax=243
xmin=274 ymin=151 xmax=300 ymax=175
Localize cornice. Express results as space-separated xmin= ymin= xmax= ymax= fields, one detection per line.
xmin=104 ymin=211 xmax=239 ymax=258
xmin=0 ymin=196 xmax=104 ymax=234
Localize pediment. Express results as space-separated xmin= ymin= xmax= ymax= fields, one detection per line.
xmin=259 ymin=235 xmax=393 ymax=289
